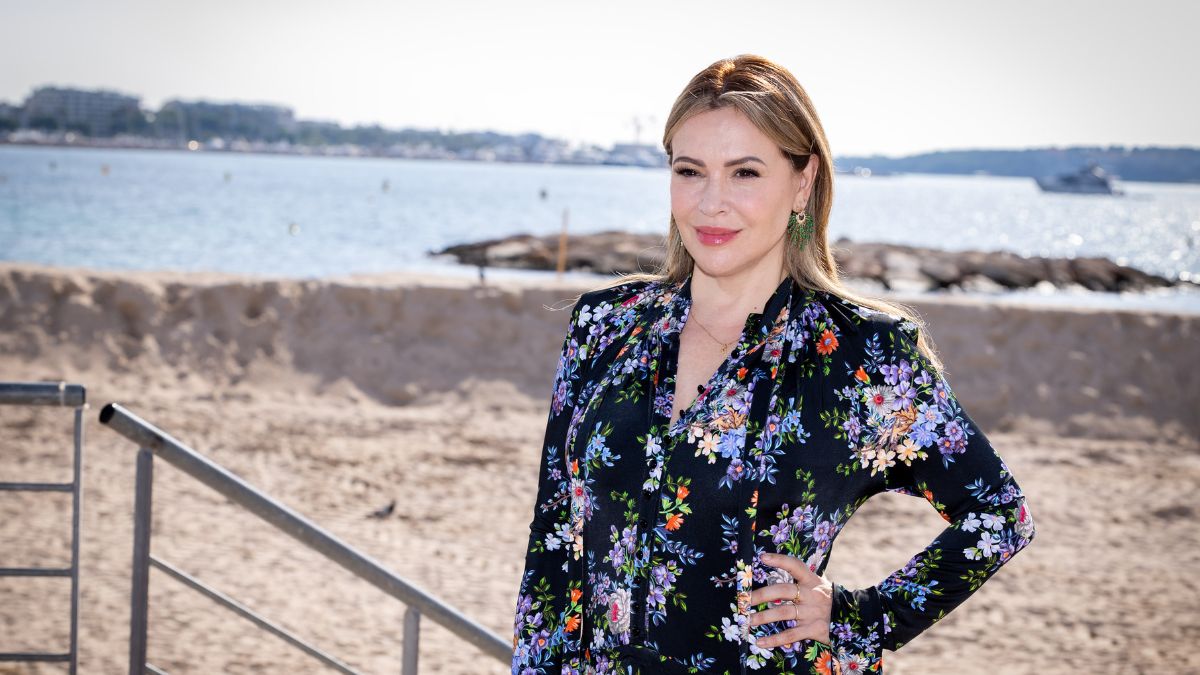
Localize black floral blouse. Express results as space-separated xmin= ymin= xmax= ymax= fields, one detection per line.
xmin=511 ymin=273 xmax=1037 ymax=675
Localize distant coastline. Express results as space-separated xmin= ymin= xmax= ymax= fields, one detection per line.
xmin=3 ymin=85 xmax=1200 ymax=181
xmin=5 ymin=134 xmax=1200 ymax=184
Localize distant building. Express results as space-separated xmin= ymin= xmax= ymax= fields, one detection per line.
xmin=21 ymin=86 xmax=142 ymax=136
xmin=608 ymin=142 xmax=668 ymax=168
xmin=155 ymin=100 xmax=297 ymax=142
xmin=0 ymin=102 xmax=20 ymax=131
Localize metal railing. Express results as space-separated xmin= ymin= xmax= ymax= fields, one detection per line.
xmin=98 ymin=401 xmax=511 ymax=674
xmin=0 ymin=381 xmax=87 ymax=673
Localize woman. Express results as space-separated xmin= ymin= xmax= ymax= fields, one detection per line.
xmin=511 ymin=54 xmax=1036 ymax=675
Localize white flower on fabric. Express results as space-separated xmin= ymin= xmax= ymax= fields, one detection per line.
xmin=871 ymin=447 xmax=896 ymax=475
xmin=895 ymin=438 xmax=921 ymax=463
xmin=980 ymin=512 xmax=1006 ymax=531
xmin=1015 ymin=500 xmax=1036 ymax=539
xmin=721 ymin=615 xmax=741 ymax=642
xmin=961 ymin=513 xmax=983 ymax=532
xmin=978 ymin=532 xmax=1002 ymax=557
xmin=577 ymin=305 xmax=594 ymax=326
xmin=839 ymin=653 xmax=871 ymax=673
xmin=856 ymin=444 xmax=878 ymax=470
xmin=645 ymin=434 xmax=662 ymax=458
xmin=764 ymin=564 xmax=794 ymax=588
xmin=863 ymin=385 xmax=896 ymax=417
xmin=608 ymin=587 xmax=632 ymax=634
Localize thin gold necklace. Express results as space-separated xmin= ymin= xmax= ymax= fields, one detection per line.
xmin=687 ymin=272 xmax=787 ymax=351
xmin=688 ymin=312 xmax=739 ymax=352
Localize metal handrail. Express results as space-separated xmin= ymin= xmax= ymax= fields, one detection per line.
xmin=98 ymin=402 xmax=511 ymax=673
xmin=0 ymin=381 xmax=86 ymax=674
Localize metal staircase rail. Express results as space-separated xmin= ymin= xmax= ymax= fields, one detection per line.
xmin=98 ymin=401 xmax=510 ymax=674
xmin=0 ymin=381 xmax=87 ymax=674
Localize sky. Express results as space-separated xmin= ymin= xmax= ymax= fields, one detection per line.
xmin=2 ymin=0 xmax=1196 ymax=156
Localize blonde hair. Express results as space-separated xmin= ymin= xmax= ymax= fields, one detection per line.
xmin=571 ymin=53 xmax=943 ymax=374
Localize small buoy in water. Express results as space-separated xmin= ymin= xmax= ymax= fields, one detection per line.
xmin=100 ymin=164 xmax=110 ymax=176
xmin=224 ymin=171 xmax=232 ymax=182
xmin=381 ymin=179 xmax=390 ymax=192
xmin=288 ymin=222 xmax=300 ymax=235
xmin=539 ymin=188 xmax=548 ymax=199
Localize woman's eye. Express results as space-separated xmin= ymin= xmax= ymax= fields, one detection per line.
xmin=672 ymin=167 xmax=759 ymax=178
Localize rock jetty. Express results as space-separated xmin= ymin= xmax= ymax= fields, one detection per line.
xmin=431 ymin=231 xmax=1187 ymax=294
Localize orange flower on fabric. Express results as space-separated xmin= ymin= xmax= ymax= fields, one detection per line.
xmin=564 ymin=614 xmax=580 ymax=633
xmin=815 ymin=649 xmax=837 ymax=675
xmin=816 ymin=329 xmax=839 ymax=355
xmin=570 ymin=588 xmax=582 ymax=604
xmin=854 ymin=366 xmax=869 ymax=383
xmin=677 ymin=485 xmax=689 ymax=500
xmin=665 ymin=513 xmax=685 ymax=531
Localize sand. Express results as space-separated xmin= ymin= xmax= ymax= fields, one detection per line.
xmin=0 ymin=262 xmax=1197 ymax=674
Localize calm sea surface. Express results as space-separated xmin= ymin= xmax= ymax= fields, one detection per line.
xmin=2 ymin=145 xmax=1197 ymax=313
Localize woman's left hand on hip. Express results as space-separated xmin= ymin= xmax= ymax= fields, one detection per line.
xmin=747 ymin=551 xmax=834 ymax=647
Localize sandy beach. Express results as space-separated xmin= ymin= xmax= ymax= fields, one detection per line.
xmin=1 ymin=262 xmax=1197 ymax=674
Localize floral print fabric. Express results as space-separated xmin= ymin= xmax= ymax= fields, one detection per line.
xmin=511 ymin=274 xmax=1036 ymax=674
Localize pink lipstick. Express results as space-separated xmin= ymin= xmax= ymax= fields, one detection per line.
xmin=695 ymin=226 xmax=740 ymax=246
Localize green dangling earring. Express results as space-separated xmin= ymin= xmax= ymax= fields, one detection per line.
xmin=788 ymin=209 xmax=815 ymax=250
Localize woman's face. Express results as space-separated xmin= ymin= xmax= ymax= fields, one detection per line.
xmin=670 ymin=106 xmax=816 ymax=281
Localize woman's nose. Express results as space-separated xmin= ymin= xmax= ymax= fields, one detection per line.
xmin=697 ymin=177 xmax=728 ymax=217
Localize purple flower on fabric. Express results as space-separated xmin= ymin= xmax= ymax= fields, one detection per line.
xmin=843 ymin=416 xmax=862 ymax=444
xmin=768 ymin=520 xmax=791 ymax=546
xmin=915 ymin=368 xmax=933 ymax=387
xmin=879 ymin=363 xmax=901 ymax=386
xmin=944 ymin=419 xmax=965 ymax=441
xmin=812 ymin=519 xmax=833 ymax=545
xmin=893 ymin=379 xmax=918 ymax=410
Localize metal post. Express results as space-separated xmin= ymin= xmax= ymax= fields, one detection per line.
xmin=68 ymin=406 xmax=84 ymax=675
xmin=129 ymin=448 xmax=153 ymax=675
xmin=402 ymin=606 xmax=420 ymax=675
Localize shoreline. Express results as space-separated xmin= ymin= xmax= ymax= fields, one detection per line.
xmin=5 ymin=260 xmax=1200 ymax=317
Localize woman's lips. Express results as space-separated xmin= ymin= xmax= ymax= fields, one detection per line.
xmin=695 ymin=226 xmax=740 ymax=246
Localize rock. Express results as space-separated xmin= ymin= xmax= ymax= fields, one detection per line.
xmin=431 ymin=232 xmax=1191 ymax=294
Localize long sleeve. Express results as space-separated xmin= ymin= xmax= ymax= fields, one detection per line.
xmin=512 ymin=298 xmax=593 ymax=675
xmin=826 ymin=319 xmax=1038 ymax=670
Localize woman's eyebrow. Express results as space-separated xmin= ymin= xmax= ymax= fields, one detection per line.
xmin=672 ymin=156 xmax=766 ymax=167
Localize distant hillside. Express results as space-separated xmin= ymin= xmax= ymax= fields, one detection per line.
xmin=835 ymin=146 xmax=1200 ymax=184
